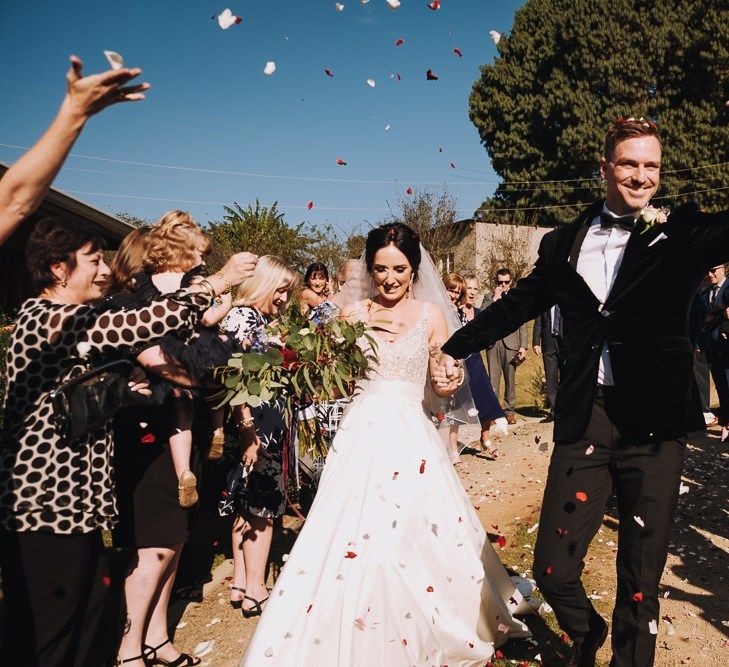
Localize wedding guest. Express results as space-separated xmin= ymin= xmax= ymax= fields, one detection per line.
xmin=443 ymin=116 xmax=729 ymax=666
xmin=689 ymin=279 xmax=715 ymax=426
xmin=218 ymin=256 xmax=298 ymax=615
xmin=532 ymin=304 xmax=563 ymax=421
xmin=335 ymin=259 xmax=360 ymax=291
xmin=0 ymin=217 xmax=252 ymax=666
xmin=299 ymin=262 xmax=329 ymax=315
xmin=460 ymin=274 xmax=507 ymax=455
xmin=0 ymin=56 xmax=149 ymax=246
xmin=480 ymin=268 xmax=527 ymax=424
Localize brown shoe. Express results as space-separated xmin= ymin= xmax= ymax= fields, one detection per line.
xmin=178 ymin=469 xmax=198 ymax=508
xmin=207 ymin=427 xmax=225 ymax=461
xmin=506 ymin=414 xmax=517 ymax=425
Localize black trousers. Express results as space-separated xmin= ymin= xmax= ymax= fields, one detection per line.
xmin=707 ymin=349 xmax=729 ymax=421
xmin=693 ymin=350 xmax=711 ymax=414
xmin=541 ymin=338 xmax=560 ymax=413
xmin=533 ymin=388 xmax=685 ymax=667
xmin=0 ymin=529 xmax=109 ymax=666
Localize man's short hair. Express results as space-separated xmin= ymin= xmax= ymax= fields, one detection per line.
xmin=604 ymin=117 xmax=662 ymax=160
xmin=495 ymin=268 xmax=511 ymax=281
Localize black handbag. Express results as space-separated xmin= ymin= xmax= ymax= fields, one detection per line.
xmin=50 ymin=359 xmax=144 ymax=442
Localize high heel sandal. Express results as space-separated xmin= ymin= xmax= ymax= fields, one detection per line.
xmin=207 ymin=427 xmax=225 ymax=461
xmin=229 ymin=585 xmax=246 ymax=609
xmin=479 ymin=439 xmax=499 ymax=459
xmin=143 ymin=639 xmax=201 ymax=666
xmin=241 ymin=593 xmax=270 ymax=618
xmin=115 ymin=645 xmax=155 ymax=666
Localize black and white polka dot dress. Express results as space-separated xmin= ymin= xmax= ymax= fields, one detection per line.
xmin=0 ymin=291 xmax=211 ymax=535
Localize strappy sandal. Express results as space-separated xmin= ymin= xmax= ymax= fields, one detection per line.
xmin=479 ymin=439 xmax=499 ymax=460
xmin=229 ymin=585 xmax=246 ymax=609
xmin=115 ymin=646 xmax=155 ymax=666
xmin=241 ymin=593 xmax=269 ymax=618
xmin=144 ymin=639 xmax=201 ymax=666
xmin=178 ymin=469 xmax=198 ymax=508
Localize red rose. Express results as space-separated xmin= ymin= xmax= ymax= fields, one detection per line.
xmin=281 ymin=347 xmax=299 ymax=370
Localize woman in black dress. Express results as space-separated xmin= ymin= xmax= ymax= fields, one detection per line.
xmin=217 ymin=256 xmax=298 ymax=616
xmin=102 ymin=225 xmax=257 ymax=667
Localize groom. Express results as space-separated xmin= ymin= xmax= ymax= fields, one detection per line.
xmin=442 ymin=116 xmax=729 ymax=667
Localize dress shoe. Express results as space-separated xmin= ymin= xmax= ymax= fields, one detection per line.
xmin=506 ymin=414 xmax=517 ymax=425
xmin=566 ymin=613 xmax=608 ymax=667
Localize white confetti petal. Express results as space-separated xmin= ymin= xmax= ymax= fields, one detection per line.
xmin=366 ymin=78 xmax=376 ymax=88
xmin=527 ymin=522 xmax=539 ymax=534
xmin=103 ymin=51 xmax=124 ymax=71
xmin=634 ymin=515 xmax=645 ymax=527
xmin=585 ymin=444 xmax=595 ymax=455
xmin=679 ymin=482 xmax=689 ymax=495
xmin=193 ymin=640 xmax=215 ymax=657
xmin=205 ymin=618 xmax=221 ymax=627
xmin=176 ymin=621 xmax=187 ymax=629
xmin=263 ymin=61 xmax=277 ymax=76
xmin=264 ymin=647 xmax=274 ymax=657
xmin=489 ymin=30 xmax=501 ymax=44
xmin=384 ymin=124 xmax=391 ymax=131
xmin=335 ymin=2 xmax=345 ymax=10
xmin=387 ymin=0 xmax=401 ymax=9
xmin=648 ymin=619 xmax=658 ymax=634
xmin=217 ymin=9 xmax=240 ymax=30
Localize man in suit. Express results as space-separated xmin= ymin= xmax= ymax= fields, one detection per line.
xmin=480 ymin=268 xmax=528 ymax=424
xmin=689 ymin=277 xmax=719 ymax=426
xmin=533 ymin=304 xmax=562 ymax=420
xmin=442 ymin=117 xmax=728 ymax=667
xmin=695 ymin=265 xmax=729 ymax=424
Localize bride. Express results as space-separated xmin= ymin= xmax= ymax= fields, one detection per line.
xmin=240 ymin=223 xmax=531 ymax=666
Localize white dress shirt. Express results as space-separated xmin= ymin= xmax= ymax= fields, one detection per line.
xmin=575 ymin=205 xmax=632 ymax=385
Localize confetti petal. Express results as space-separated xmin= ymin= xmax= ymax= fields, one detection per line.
xmin=192 ymin=640 xmax=215 ymax=658
xmin=263 ymin=61 xmax=277 ymax=75
xmin=345 ymin=551 xmax=358 ymax=559
xmin=497 ymin=534 xmax=507 ymax=548
xmin=102 ymin=575 xmax=111 ymax=587
xmin=490 ymin=30 xmax=501 ymax=44
xmin=632 ymin=592 xmax=644 ymax=602
xmin=556 ymin=527 xmax=570 ymax=537
xmin=679 ymin=482 xmax=689 ymax=494
xmin=426 ymin=69 xmax=439 ymax=81
xmin=634 ymin=515 xmax=645 ymax=527
xmin=103 ymin=50 xmax=124 ymax=71
xmin=366 ymin=78 xmax=376 ymax=88
xmin=585 ymin=444 xmax=595 ymax=455
xmin=419 ymin=459 xmax=426 ymax=474
xmin=140 ymin=433 xmax=156 ymax=444
xmin=307 ymin=201 xmax=314 ymax=210
xmin=336 ymin=157 xmax=347 ymax=166
xmin=264 ymin=647 xmax=274 ymax=658
xmin=449 ymin=162 xmax=456 ymax=169
xmin=324 ymin=68 xmax=335 ymax=77
xmin=575 ymin=491 xmax=588 ymax=502
xmin=544 ymin=565 xmax=553 ymax=575
xmin=426 ymin=585 xmax=435 ymax=592
xmin=395 ymin=38 xmax=405 ymax=46
xmin=385 ymin=124 xmax=391 ymax=130
xmin=453 ymin=47 xmax=463 ymax=57
xmin=426 ymin=0 xmax=441 ymax=9
xmin=387 ymin=0 xmax=401 ymax=9
xmin=217 ymin=9 xmax=242 ymax=29
xmin=648 ymin=619 xmax=658 ymax=634
xmin=335 ymin=2 xmax=345 ymax=10
xmin=406 ymin=187 xmax=413 ymax=195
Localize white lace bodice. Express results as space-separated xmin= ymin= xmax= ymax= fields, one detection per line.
xmin=355 ymin=301 xmax=431 ymax=386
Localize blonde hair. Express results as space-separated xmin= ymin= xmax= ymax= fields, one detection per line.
xmin=110 ymin=226 xmax=152 ymax=292
xmin=443 ymin=272 xmax=467 ymax=306
xmin=144 ymin=210 xmax=211 ymax=273
xmin=336 ymin=259 xmax=360 ymax=285
xmin=233 ymin=255 xmax=298 ymax=309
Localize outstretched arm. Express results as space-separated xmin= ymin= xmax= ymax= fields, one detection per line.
xmin=442 ymin=239 xmax=555 ymax=360
xmin=0 ymin=55 xmax=150 ymax=245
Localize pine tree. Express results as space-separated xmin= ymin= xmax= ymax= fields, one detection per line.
xmin=469 ymin=0 xmax=729 ymax=225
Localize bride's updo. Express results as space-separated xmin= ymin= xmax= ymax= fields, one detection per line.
xmin=364 ymin=222 xmax=421 ymax=279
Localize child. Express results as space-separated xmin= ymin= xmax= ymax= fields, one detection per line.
xmin=142 ymin=211 xmax=237 ymax=507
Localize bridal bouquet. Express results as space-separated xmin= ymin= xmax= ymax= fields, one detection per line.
xmin=215 ymin=304 xmax=377 ymax=458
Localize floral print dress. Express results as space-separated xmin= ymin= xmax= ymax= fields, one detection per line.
xmin=218 ymin=306 xmax=288 ymax=520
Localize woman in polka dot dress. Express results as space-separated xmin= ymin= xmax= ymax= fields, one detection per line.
xmin=0 ymin=217 xmax=256 ymax=667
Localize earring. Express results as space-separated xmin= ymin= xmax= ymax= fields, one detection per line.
xmin=407 ymin=274 xmax=414 ymax=297
xmin=61 ymin=279 xmax=68 ymax=288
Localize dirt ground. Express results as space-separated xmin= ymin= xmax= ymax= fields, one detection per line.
xmin=168 ymin=416 xmax=729 ymax=666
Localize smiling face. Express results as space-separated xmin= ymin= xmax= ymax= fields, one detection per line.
xmin=257 ymin=281 xmax=292 ymax=316
xmin=600 ymin=135 xmax=662 ymax=215
xmin=371 ymin=244 xmax=413 ymax=303
xmin=307 ymin=271 xmax=327 ymax=295
xmin=50 ymin=243 xmax=111 ymax=304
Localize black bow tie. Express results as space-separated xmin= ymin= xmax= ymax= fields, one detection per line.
xmin=600 ymin=211 xmax=637 ymax=231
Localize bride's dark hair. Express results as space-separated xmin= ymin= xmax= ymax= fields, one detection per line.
xmin=365 ymin=222 xmax=421 ymax=279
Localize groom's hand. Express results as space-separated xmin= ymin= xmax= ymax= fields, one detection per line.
xmin=440 ymin=353 xmax=458 ymax=380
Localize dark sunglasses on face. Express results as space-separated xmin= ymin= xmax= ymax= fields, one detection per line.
xmin=709 ymin=267 xmax=723 ymax=274
xmin=497 ymin=280 xmax=511 ymax=285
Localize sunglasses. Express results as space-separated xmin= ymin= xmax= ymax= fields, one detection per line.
xmin=497 ymin=280 xmax=512 ymax=285
xmin=709 ymin=267 xmax=724 ymax=274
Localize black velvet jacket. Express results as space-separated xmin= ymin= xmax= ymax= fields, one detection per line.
xmin=442 ymin=200 xmax=729 ymax=443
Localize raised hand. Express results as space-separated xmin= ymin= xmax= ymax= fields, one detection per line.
xmin=219 ymin=252 xmax=259 ymax=286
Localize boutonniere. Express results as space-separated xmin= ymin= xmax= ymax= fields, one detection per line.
xmin=639 ymin=204 xmax=670 ymax=234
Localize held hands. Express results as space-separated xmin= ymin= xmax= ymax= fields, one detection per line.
xmin=220 ymin=252 xmax=258 ymax=287
xmin=65 ymin=55 xmax=150 ymax=119
xmin=431 ymin=352 xmax=464 ymax=395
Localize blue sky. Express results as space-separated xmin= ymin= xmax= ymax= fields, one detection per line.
xmin=0 ymin=0 xmax=523 ymax=235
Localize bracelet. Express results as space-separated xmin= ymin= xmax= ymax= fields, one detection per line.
xmin=456 ymin=370 xmax=466 ymax=387
xmin=197 ymin=279 xmax=216 ymax=299
xmin=215 ymin=270 xmax=233 ymax=293
xmin=239 ymin=417 xmax=255 ymax=429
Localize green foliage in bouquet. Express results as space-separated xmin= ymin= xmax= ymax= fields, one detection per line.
xmin=214 ymin=305 xmax=378 ymax=458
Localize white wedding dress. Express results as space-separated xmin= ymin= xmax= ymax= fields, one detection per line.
xmin=241 ymin=302 xmax=531 ymax=666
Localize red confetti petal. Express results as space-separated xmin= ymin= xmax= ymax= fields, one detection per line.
xmin=212 ymin=539 xmax=220 ymax=547
xmin=468 ymin=642 xmax=474 ymax=648
xmin=561 ymin=632 xmax=570 ymax=644
xmin=406 ymin=187 xmax=413 ymax=195
xmin=427 ymin=0 xmax=441 ymax=9
xmin=402 ymin=638 xmax=408 ymax=646
xmin=491 ymin=524 xmax=499 ymax=530
xmin=324 ymin=68 xmax=335 ymax=77
xmin=140 ymin=433 xmax=156 ymax=444
xmin=426 ymin=585 xmax=434 ymax=592
xmin=495 ymin=650 xmax=505 ymax=659
xmin=497 ymin=534 xmax=507 ymax=548
xmin=102 ymin=576 xmax=111 ymax=587
xmin=426 ymin=69 xmax=439 ymax=81
xmin=345 ymin=551 xmax=358 ymax=559
xmin=633 ymin=592 xmax=644 ymax=602
xmin=453 ymin=47 xmax=463 ymax=57
xmin=392 ymin=471 xmax=400 ymax=479
xmin=336 ymin=157 xmax=347 ymax=166
xmin=307 ymin=201 xmax=314 ymax=210
xmin=544 ymin=565 xmax=553 ymax=575
xmin=575 ymin=491 xmax=588 ymax=502
xmin=556 ymin=527 xmax=570 ymax=537
xmin=395 ymin=38 xmax=405 ymax=46
xmin=419 ymin=459 xmax=426 ymax=474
